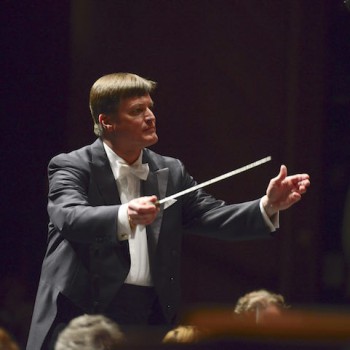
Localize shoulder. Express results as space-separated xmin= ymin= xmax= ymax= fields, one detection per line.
xmin=47 ymin=141 xmax=104 ymax=185
xmin=144 ymin=148 xmax=184 ymax=170
xmin=144 ymin=148 xmax=192 ymax=187
xmin=144 ymin=148 xmax=186 ymax=177
xmin=47 ymin=144 xmax=98 ymax=187
xmin=49 ymin=139 xmax=101 ymax=169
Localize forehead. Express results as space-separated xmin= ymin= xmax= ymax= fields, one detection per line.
xmin=120 ymin=94 xmax=153 ymax=109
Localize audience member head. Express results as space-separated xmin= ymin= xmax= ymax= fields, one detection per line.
xmin=234 ymin=289 xmax=288 ymax=323
xmin=162 ymin=325 xmax=202 ymax=344
xmin=54 ymin=314 xmax=125 ymax=350
xmin=0 ymin=327 xmax=20 ymax=350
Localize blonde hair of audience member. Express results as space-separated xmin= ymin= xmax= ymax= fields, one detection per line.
xmin=234 ymin=289 xmax=288 ymax=323
xmin=54 ymin=314 xmax=125 ymax=350
xmin=0 ymin=328 xmax=20 ymax=350
xmin=162 ymin=325 xmax=202 ymax=344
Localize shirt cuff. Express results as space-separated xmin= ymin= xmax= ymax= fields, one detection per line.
xmin=259 ymin=197 xmax=280 ymax=232
xmin=117 ymin=203 xmax=133 ymax=241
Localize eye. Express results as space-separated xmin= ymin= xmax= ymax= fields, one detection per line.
xmin=130 ymin=107 xmax=144 ymax=116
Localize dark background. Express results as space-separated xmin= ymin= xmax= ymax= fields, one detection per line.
xmin=1 ymin=1 xmax=350 ymax=347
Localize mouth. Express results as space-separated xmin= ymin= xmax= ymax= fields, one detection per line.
xmin=144 ymin=127 xmax=156 ymax=133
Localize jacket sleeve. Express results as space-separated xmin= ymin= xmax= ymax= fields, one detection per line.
xmin=47 ymin=154 xmax=119 ymax=244
xmin=175 ymin=160 xmax=273 ymax=241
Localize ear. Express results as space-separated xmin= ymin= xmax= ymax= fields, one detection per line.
xmin=98 ymin=114 xmax=113 ymax=131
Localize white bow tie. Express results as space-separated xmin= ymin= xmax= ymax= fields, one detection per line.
xmin=116 ymin=161 xmax=149 ymax=181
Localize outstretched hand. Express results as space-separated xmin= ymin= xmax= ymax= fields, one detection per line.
xmin=262 ymin=165 xmax=310 ymax=217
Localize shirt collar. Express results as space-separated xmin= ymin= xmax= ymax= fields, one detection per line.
xmin=103 ymin=142 xmax=144 ymax=176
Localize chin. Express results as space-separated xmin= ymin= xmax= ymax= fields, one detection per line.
xmin=145 ymin=135 xmax=158 ymax=147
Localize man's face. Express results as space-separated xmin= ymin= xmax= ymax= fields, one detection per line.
xmin=110 ymin=94 xmax=158 ymax=150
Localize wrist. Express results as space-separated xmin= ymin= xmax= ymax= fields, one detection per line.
xmin=128 ymin=215 xmax=136 ymax=230
xmin=262 ymin=195 xmax=278 ymax=218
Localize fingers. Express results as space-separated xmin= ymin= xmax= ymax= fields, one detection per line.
xmin=298 ymin=178 xmax=310 ymax=187
xmin=128 ymin=196 xmax=160 ymax=226
xmin=275 ymin=165 xmax=310 ymax=187
xmin=291 ymin=175 xmax=310 ymax=185
xmin=290 ymin=191 xmax=302 ymax=203
xmin=128 ymin=196 xmax=159 ymax=211
xmin=286 ymin=176 xmax=311 ymax=203
xmin=147 ymin=195 xmax=159 ymax=205
xmin=289 ymin=175 xmax=311 ymax=193
xmin=298 ymin=179 xmax=310 ymax=193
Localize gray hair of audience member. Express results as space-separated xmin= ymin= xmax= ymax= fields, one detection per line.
xmin=55 ymin=314 xmax=125 ymax=350
xmin=234 ymin=289 xmax=288 ymax=315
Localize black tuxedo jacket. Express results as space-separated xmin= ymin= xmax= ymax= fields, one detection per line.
xmin=26 ymin=138 xmax=272 ymax=349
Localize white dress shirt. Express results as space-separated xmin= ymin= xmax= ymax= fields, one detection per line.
xmin=103 ymin=142 xmax=152 ymax=286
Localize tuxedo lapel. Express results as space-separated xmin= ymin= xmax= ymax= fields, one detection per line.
xmin=142 ymin=151 xmax=169 ymax=249
xmin=89 ymin=139 xmax=121 ymax=205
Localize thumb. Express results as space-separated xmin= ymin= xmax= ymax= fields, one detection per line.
xmin=148 ymin=195 xmax=158 ymax=203
xmin=275 ymin=164 xmax=287 ymax=182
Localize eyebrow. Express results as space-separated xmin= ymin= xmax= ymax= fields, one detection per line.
xmin=130 ymin=100 xmax=154 ymax=109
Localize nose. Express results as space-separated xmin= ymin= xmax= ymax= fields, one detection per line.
xmin=145 ymin=108 xmax=155 ymax=125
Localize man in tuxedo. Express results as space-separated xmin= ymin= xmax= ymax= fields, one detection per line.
xmin=26 ymin=72 xmax=310 ymax=349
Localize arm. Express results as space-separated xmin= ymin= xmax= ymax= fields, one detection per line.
xmin=175 ymin=162 xmax=310 ymax=240
xmin=47 ymin=155 xmax=120 ymax=244
xmin=174 ymin=160 xmax=273 ymax=240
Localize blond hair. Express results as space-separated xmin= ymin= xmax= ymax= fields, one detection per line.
xmin=234 ymin=289 xmax=287 ymax=315
xmin=162 ymin=325 xmax=202 ymax=344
